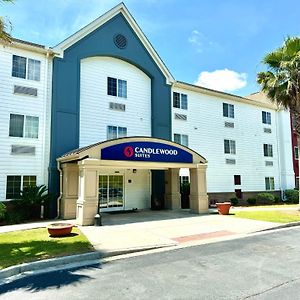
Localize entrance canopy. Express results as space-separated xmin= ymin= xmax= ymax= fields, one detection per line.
xmin=57 ymin=137 xmax=208 ymax=225
xmin=57 ymin=136 xmax=207 ymax=169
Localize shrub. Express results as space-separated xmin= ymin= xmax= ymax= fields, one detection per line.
xmin=284 ymin=189 xmax=299 ymax=204
xmin=256 ymin=193 xmax=275 ymax=205
xmin=230 ymin=197 xmax=239 ymax=206
xmin=0 ymin=202 xmax=6 ymax=220
xmin=274 ymin=195 xmax=281 ymax=203
xmin=12 ymin=185 xmax=51 ymax=221
xmin=247 ymin=197 xmax=256 ymax=206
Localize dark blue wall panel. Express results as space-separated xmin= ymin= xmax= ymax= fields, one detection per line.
xmin=49 ymin=13 xmax=171 ymax=216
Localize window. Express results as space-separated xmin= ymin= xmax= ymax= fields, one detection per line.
xmin=235 ymin=189 xmax=243 ymax=199
xmin=107 ymin=126 xmax=127 ymax=140
xmin=9 ymin=114 xmax=39 ymax=139
xmin=265 ymin=177 xmax=275 ymax=190
xmin=234 ymin=175 xmax=241 ymax=185
xmin=6 ymin=175 xmax=37 ymax=199
xmin=173 ymin=92 xmax=188 ymax=110
xmin=180 ymin=176 xmax=189 ymax=185
xmin=224 ymin=139 xmax=236 ymax=154
xmin=223 ymin=103 xmax=234 ymax=118
xmin=9 ymin=114 xmax=24 ymax=137
xmin=295 ymin=147 xmax=299 ymax=160
xmin=6 ymin=176 xmax=21 ymax=199
xmin=12 ymin=55 xmax=26 ymax=79
xmin=262 ymin=111 xmax=271 ymax=125
xmin=12 ymin=55 xmax=41 ymax=81
xmin=107 ymin=77 xmax=127 ymax=98
xmin=118 ymin=79 xmax=127 ymax=98
xmin=23 ymin=175 xmax=37 ymax=188
xmin=174 ymin=134 xmax=189 ymax=147
xmin=263 ymin=144 xmax=273 ymax=157
xmin=27 ymin=59 xmax=41 ymax=81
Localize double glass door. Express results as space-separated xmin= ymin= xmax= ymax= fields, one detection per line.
xmin=98 ymin=175 xmax=124 ymax=211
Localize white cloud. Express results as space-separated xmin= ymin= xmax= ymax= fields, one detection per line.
xmin=188 ymin=30 xmax=204 ymax=53
xmin=194 ymin=69 xmax=247 ymax=92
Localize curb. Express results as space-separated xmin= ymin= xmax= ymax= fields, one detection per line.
xmin=0 ymin=251 xmax=101 ymax=282
xmin=257 ymin=221 xmax=300 ymax=232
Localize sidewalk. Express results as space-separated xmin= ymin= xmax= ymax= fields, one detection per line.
xmin=79 ymin=209 xmax=283 ymax=256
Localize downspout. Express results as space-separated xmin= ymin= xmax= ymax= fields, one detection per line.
xmin=56 ymin=160 xmax=63 ymax=219
xmin=275 ymin=109 xmax=283 ymax=200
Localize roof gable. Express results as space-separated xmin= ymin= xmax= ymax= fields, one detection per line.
xmin=52 ymin=2 xmax=174 ymax=84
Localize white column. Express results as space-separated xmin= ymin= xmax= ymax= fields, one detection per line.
xmin=76 ymin=162 xmax=98 ymax=225
xmin=190 ymin=164 xmax=208 ymax=214
xmin=165 ymin=168 xmax=181 ymax=209
xmin=60 ymin=163 xmax=79 ymax=219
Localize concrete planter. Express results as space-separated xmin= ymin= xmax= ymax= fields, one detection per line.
xmin=216 ymin=202 xmax=231 ymax=215
xmin=47 ymin=223 xmax=73 ymax=237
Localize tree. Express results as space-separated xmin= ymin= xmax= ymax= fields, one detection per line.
xmin=0 ymin=0 xmax=13 ymax=42
xmin=257 ymin=36 xmax=300 ymax=204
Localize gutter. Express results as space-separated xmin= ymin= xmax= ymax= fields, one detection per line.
xmin=56 ymin=160 xmax=63 ymax=219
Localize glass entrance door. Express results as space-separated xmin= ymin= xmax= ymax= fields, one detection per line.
xmin=98 ymin=175 xmax=124 ymax=211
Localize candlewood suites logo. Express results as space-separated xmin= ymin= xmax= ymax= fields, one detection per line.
xmin=123 ymin=145 xmax=178 ymax=159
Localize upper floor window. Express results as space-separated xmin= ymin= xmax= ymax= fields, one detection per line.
xmin=173 ymin=92 xmax=188 ymax=110
xmin=265 ymin=177 xmax=275 ymax=191
xmin=174 ymin=133 xmax=188 ymax=147
xmin=107 ymin=77 xmax=127 ymax=98
xmin=223 ymin=103 xmax=234 ymax=118
xmin=263 ymin=144 xmax=273 ymax=157
xmin=12 ymin=55 xmax=41 ymax=81
xmin=224 ymin=139 xmax=236 ymax=154
xmin=107 ymin=125 xmax=127 ymax=140
xmin=262 ymin=111 xmax=271 ymax=125
xmin=9 ymin=114 xmax=39 ymax=139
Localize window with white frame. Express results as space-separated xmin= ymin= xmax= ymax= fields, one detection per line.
xmin=12 ymin=55 xmax=41 ymax=81
xmin=6 ymin=175 xmax=36 ymax=199
xmin=295 ymin=146 xmax=299 ymax=160
xmin=9 ymin=114 xmax=39 ymax=139
xmin=107 ymin=77 xmax=127 ymax=98
xmin=224 ymin=139 xmax=236 ymax=154
xmin=173 ymin=92 xmax=188 ymax=110
xmin=263 ymin=144 xmax=273 ymax=157
xmin=262 ymin=111 xmax=271 ymax=125
xmin=174 ymin=134 xmax=188 ymax=147
xmin=223 ymin=103 xmax=234 ymax=118
xmin=265 ymin=177 xmax=275 ymax=191
xmin=107 ymin=126 xmax=127 ymax=140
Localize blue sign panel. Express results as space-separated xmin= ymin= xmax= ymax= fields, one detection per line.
xmin=101 ymin=142 xmax=193 ymax=163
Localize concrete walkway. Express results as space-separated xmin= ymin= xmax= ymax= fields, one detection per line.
xmin=79 ymin=209 xmax=282 ymax=256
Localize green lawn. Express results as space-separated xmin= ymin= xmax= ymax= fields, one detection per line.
xmin=244 ymin=204 xmax=298 ymax=209
xmin=0 ymin=227 xmax=94 ymax=269
xmin=234 ymin=210 xmax=300 ymax=223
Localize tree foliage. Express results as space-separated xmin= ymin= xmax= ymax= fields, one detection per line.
xmin=0 ymin=0 xmax=13 ymax=43
xmin=257 ymin=37 xmax=300 ymax=133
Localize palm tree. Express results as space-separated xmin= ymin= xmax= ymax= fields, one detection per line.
xmin=0 ymin=0 xmax=13 ymax=42
xmin=257 ymin=36 xmax=300 ymax=203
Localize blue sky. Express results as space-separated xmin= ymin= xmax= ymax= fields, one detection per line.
xmin=1 ymin=0 xmax=299 ymax=96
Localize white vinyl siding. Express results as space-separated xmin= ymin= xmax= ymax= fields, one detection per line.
xmin=172 ymin=86 xmax=290 ymax=193
xmin=80 ymin=57 xmax=151 ymax=147
xmin=0 ymin=44 xmax=51 ymax=201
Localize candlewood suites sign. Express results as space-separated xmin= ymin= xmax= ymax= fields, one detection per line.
xmin=101 ymin=141 xmax=193 ymax=163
